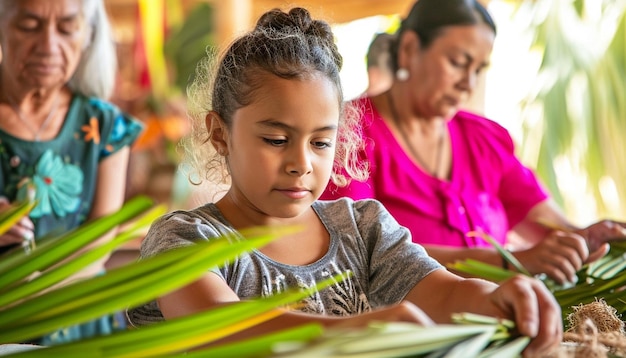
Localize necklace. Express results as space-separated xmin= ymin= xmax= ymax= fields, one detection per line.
xmin=386 ymin=91 xmax=445 ymax=177
xmin=6 ymin=94 xmax=60 ymax=141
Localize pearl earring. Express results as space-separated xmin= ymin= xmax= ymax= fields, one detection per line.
xmin=396 ymin=68 xmax=409 ymax=82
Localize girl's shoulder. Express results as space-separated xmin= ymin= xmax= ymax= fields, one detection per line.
xmin=313 ymin=197 xmax=392 ymax=229
xmin=314 ymin=196 xmax=386 ymax=213
xmin=153 ymin=203 xmax=231 ymax=233
xmin=140 ymin=203 xmax=237 ymax=258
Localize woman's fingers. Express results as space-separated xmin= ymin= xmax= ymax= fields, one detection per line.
xmin=586 ymin=243 xmax=609 ymax=264
xmin=518 ymin=232 xmax=588 ymax=284
xmin=0 ymin=219 xmax=35 ymax=248
xmin=586 ymin=220 xmax=626 ymax=251
xmin=0 ymin=196 xmax=35 ymax=248
xmin=18 ymin=216 xmax=35 ymax=231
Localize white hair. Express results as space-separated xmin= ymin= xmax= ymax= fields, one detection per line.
xmin=70 ymin=0 xmax=118 ymax=99
xmin=0 ymin=0 xmax=117 ymax=99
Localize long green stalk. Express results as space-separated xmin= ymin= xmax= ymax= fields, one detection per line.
xmin=184 ymin=324 xmax=324 ymax=358
xmin=29 ymin=229 xmax=295 ymax=321
xmin=443 ymin=328 xmax=497 ymax=358
xmin=274 ymin=318 xmax=523 ymax=358
xmin=336 ymin=325 xmax=492 ymax=354
xmin=0 ymin=196 xmax=154 ymax=290
xmin=447 ymin=259 xmax=516 ymax=282
xmin=0 ymin=205 xmax=165 ymax=307
xmin=0 ymin=199 xmax=37 ymax=237
xmin=0 ymin=231 xmax=285 ymax=343
xmin=477 ymin=336 xmax=530 ymax=358
xmin=6 ymin=275 xmax=347 ymax=357
xmin=467 ymin=231 xmax=530 ymax=276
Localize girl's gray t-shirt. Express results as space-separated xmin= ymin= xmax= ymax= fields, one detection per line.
xmin=127 ymin=198 xmax=442 ymax=326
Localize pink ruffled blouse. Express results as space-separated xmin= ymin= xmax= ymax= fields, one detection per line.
xmin=322 ymin=97 xmax=548 ymax=247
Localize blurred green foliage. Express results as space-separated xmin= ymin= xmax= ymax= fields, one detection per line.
xmin=516 ymin=0 xmax=626 ymax=220
xmin=164 ymin=2 xmax=215 ymax=93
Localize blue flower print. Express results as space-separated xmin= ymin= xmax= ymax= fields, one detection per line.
xmin=88 ymin=97 xmax=118 ymax=112
xmin=17 ymin=149 xmax=84 ymax=218
xmin=106 ymin=114 xmax=143 ymax=150
xmin=110 ymin=114 xmax=129 ymax=142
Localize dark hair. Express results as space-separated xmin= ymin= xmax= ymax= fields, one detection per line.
xmin=213 ymin=7 xmax=343 ymax=124
xmin=366 ymin=32 xmax=395 ymax=69
xmin=184 ymin=7 xmax=366 ymax=189
xmin=391 ymin=0 xmax=496 ymax=70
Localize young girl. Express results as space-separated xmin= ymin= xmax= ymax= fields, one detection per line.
xmin=128 ymin=7 xmax=561 ymax=356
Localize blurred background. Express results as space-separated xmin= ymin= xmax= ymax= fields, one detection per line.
xmin=103 ymin=0 xmax=626 ymax=226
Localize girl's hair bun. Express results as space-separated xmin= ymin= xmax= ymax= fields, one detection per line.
xmin=255 ymin=7 xmax=334 ymax=44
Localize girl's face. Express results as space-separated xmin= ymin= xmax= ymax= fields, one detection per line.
xmin=0 ymin=0 xmax=87 ymax=90
xmin=221 ymin=73 xmax=340 ymax=220
xmin=404 ymin=23 xmax=494 ymax=119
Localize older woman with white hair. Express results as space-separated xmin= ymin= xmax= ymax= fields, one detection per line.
xmin=0 ymin=0 xmax=142 ymax=344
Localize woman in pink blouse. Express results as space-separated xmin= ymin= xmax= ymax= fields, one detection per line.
xmin=323 ymin=0 xmax=626 ymax=285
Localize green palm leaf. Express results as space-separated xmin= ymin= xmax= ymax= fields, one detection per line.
xmin=0 ymin=196 xmax=156 ymax=291
xmin=3 ymin=274 xmax=345 ymax=357
xmin=0 ymin=195 xmax=530 ymax=357
xmin=0 ymin=199 xmax=37 ymax=237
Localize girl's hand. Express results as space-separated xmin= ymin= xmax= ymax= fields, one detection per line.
xmin=0 ymin=197 xmax=35 ymax=248
xmin=489 ymin=275 xmax=562 ymax=358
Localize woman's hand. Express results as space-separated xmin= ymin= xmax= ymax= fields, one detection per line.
xmin=489 ymin=275 xmax=562 ymax=358
xmin=580 ymin=220 xmax=626 ymax=252
xmin=512 ymin=230 xmax=607 ymax=285
xmin=0 ymin=197 xmax=35 ymax=249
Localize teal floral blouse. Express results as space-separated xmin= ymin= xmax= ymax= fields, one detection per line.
xmin=0 ymin=94 xmax=143 ymax=240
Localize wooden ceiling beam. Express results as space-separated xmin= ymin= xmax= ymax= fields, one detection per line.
xmin=210 ymin=0 xmax=416 ymax=46
xmin=106 ymin=0 xmax=492 ymax=47
xmin=250 ymin=0 xmax=416 ymax=24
